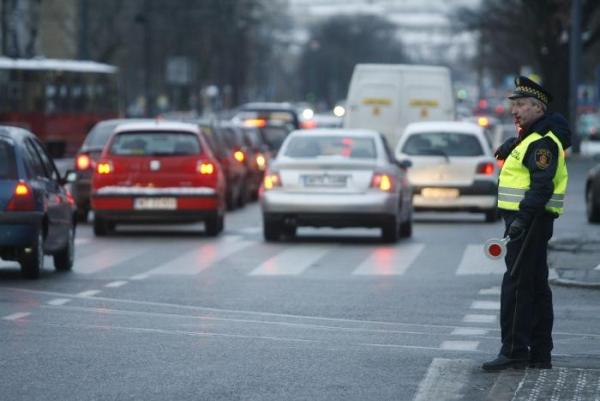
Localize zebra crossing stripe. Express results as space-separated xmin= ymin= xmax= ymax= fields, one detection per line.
xmin=456 ymin=244 xmax=505 ymax=275
xmin=249 ymin=246 xmax=330 ymax=276
xmin=144 ymin=239 xmax=253 ymax=275
xmin=75 ymin=246 xmax=149 ymax=274
xmin=413 ymin=358 xmax=474 ymax=401
xmin=352 ymin=243 xmax=424 ymax=275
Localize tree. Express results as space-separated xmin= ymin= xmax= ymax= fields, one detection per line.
xmin=297 ymin=14 xmax=409 ymax=107
xmin=453 ymin=0 xmax=600 ymax=119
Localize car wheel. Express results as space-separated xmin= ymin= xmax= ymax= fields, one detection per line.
xmin=399 ymin=219 xmax=412 ymax=238
xmin=205 ymin=213 xmax=223 ymax=236
xmin=20 ymin=228 xmax=44 ymax=279
xmin=381 ymin=217 xmax=399 ymax=243
xmin=237 ymin=184 xmax=248 ymax=208
xmin=93 ymin=217 xmax=113 ymax=236
xmin=586 ymin=185 xmax=600 ymax=223
xmin=226 ymin=188 xmax=236 ymax=211
xmin=485 ymin=208 xmax=499 ymax=223
xmin=263 ymin=218 xmax=281 ymax=242
xmin=54 ymin=224 xmax=75 ymax=271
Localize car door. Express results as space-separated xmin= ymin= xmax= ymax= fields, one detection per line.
xmin=27 ymin=138 xmax=71 ymax=250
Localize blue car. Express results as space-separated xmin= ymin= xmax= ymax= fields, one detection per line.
xmin=0 ymin=126 xmax=76 ymax=279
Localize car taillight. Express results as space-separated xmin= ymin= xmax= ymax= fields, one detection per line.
xmin=496 ymin=159 xmax=505 ymax=169
xmin=476 ymin=162 xmax=495 ymax=176
xmin=234 ymin=150 xmax=245 ymax=163
xmin=76 ymin=153 xmax=91 ymax=171
xmin=197 ymin=161 xmax=215 ymax=175
xmin=263 ymin=172 xmax=281 ymax=190
xmin=256 ymin=153 xmax=266 ymax=170
xmin=371 ymin=173 xmax=393 ymax=192
xmin=6 ymin=181 xmax=35 ymax=211
xmin=96 ymin=161 xmax=113 ymax=175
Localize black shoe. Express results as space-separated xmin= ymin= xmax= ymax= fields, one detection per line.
xmin=482 ymin=355 xmax=528 ymax=372
xmin=529 ymin=360 xmax=552 ymax=369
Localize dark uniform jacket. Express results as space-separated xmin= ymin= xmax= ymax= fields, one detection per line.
xmin=495 ymin=112 xmax=572 ymax=224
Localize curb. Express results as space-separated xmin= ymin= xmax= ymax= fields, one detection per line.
xmin=549 ymin=269 xmax=600 ymax=289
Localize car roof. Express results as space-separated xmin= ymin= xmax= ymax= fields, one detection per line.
xmin=403 ymin=121 xmax=484 ymax=135
xmin=0 ymin=125 xmax=34 ymax=140
xmin=287 ymin=128 xmax=381 ymax=138
xmin=113 ymin=120 xmax=201 ymax=134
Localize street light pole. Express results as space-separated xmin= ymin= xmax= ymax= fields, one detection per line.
xmin=569 ymin=0 xmax=582 ymax=154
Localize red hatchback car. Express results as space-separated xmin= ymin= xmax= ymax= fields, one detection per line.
xmin=90 ymin=121 xmax=226 ymax=236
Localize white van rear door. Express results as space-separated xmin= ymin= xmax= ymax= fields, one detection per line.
xmin=345 ymin=84 xmax=397 ymax=136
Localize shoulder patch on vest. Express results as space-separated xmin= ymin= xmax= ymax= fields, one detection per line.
xmin=535 ymin=148 xmax=552 ymax=169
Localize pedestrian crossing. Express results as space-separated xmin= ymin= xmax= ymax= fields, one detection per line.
xmin=70 ymin=233 xmax=509 ymax=278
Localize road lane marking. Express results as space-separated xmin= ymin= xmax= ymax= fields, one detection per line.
xmin=351 ymin=243 xmax=424 ymax=275
xmin=451 ymin=327 xmax=488 ymax=336
xmin=470 ymin=300 xmax=500 ymax=310
xmin=249 ymin=245 xmax=330 ymax=276
xmin=75 ymin=238 xmax=93 ymax=245
xmin=47 ymin=298 xmax=71 ymax=306
xmin=75 ymin=246 xmax=149 ymax=274
xmin=130 ymin=274 xmax=149 ymax=280
xmin=440 ymin=340 xmax=479 ymax=351
xmin=479 ymin=286 xmax=501 ymax=295
xmin=77 ymin=290 xmax=101 ymax=297
xmin=456 ymin=244 xmax=505 ymax=275
xmin=105 ymin=281 xmax=128 ymax=288
xmin=2 ymin=312 xmax=31 ymax=321
xmin=144 ymin=239 xmax=253 ymax=275
xmin=595 ymin=264 xmax=600 ymax=271
xmin=413 ymin=358 xmax=474 ymax=401
xmin=463 ymin=314 xmax=496 ymax=324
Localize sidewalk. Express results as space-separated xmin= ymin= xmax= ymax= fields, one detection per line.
xmin=548 ymin=231 xmax=600 ymax=289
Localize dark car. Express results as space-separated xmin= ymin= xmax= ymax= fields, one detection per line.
xmin=90 ymin=121 xmax=226 ymax=236
xmin=586 ymin=162 xmax=600 ymax=223
xmin=237 ymin=124 xmax=270 ymax=199
xmin=0 ymin=126 xmax=76 ymax=279
xmin=233 ymin=102 xmax=301 ymax=130
xmin=198 ymin=120 xmax=247 ymax=210
xmin=72 ymin=118 xmax=151 ymax=222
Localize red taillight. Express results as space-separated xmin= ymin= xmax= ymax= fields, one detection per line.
xmin=197 ymin=161 xmax=215 ymax=175
xmin=234 ymin=150 xmax=245 ymax=163
xmin=243 ymin=119 xmax=267 ymax=128
xmin=96 ymin=161 xmax=113 ymax=175
xmin=6 ymin=181 xmax=35 ymax=211
xmin=263 ymin=172 xmax=281 ymax=190
xmin=476 ymin=162 xmax=495 ymax=176
xmin=76 ymin=154 xmax=91 ymax=171
xmin=255 ymin=153 xmax=266 ymax=170
xmin=371 ymin=173 xmax=393 ymax=192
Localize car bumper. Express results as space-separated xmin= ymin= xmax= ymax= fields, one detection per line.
xmin=412 ymin=180 xmax=497 ymax=211
xmin=261 ymin=190 xmax=399 ymax=215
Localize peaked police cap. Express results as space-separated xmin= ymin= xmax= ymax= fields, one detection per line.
xmin=508 ymin=76 xmax=552 ymax=106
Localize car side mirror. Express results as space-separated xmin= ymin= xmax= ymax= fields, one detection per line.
xmin=62 ymin=169 xmax=77 ymax=185
xmin=396 ymin=159 xmax=412 ymax=169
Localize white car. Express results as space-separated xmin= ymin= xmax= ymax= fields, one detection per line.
xmin=394 ymin=121 xmax=499 ymax=222
xmin=260 ymin=128 xmax=413 ymax=242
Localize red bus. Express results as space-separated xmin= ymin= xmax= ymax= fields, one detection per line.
xmin=0 ymin=57 xmax=120 ymax=157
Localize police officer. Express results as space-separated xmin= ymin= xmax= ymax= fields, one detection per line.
xmin=482 ymin=76 xmax=571 ymax=372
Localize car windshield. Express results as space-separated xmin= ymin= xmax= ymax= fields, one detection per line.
xmin=284 ymin=135 xmax=377 ymax=159
xmin=109 ymin=131 xmax=201 ymax=156
xmin=261 ymin=126 xmax=291 ymax=151
xmin=0 ymin=138 xmax=17 ymax=179
xmin=402 ymin=132 xmax=484 ymax=157
xmin=83 ymin=120 xmax=147 ymax=149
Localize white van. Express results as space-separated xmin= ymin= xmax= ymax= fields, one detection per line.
xmin=343 ymin=64 xmax=455 ymax=148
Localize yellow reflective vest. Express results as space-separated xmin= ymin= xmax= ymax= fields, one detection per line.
xmin=497 ymin=131 xmax=567 ymax=215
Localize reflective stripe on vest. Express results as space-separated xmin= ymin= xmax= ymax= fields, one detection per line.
xmin=497 ymin=130 xmax=568 ymax=214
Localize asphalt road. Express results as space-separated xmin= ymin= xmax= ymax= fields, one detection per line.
xmin=1 ymin=143 xmax=599 ymax=401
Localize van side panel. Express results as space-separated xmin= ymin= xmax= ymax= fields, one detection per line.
xmin=343 ymin=64 xmax=455 ymax=148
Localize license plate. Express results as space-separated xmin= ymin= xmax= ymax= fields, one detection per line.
xmin=421 ymin=188 xmax=459 ymax=199
xmin=134 ymin=197 xmax=177 ymax=210
xmin=303 ymin=174 xmax=347 ymax=187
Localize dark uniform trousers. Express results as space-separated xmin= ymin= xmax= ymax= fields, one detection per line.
xmin=500 ymin=211 xmax=554 ymax=362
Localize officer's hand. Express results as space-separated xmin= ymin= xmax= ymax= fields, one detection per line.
xmin=507 ymin=217 xmax=527 ymax=239
xmin=494 ymin=137 xmax=518 ymax=160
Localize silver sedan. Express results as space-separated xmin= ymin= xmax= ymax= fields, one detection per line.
xmin=259 ymin=128 xmax=413 ymax=242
